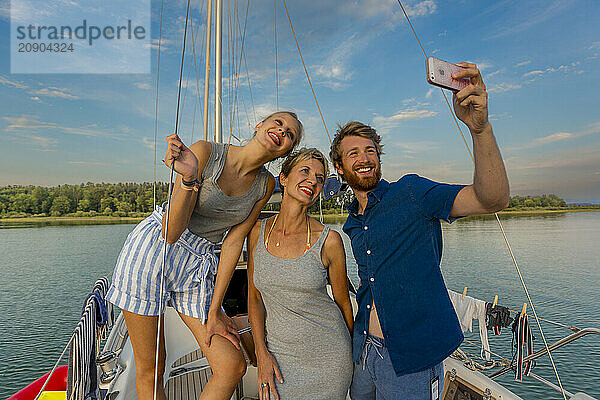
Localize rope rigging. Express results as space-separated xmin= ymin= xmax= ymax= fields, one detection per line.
xmin=152 ymin=0 xmax=165 ymax=210
xmin=394 ymin=1 xmax=567 ymax=398
xmin=153 ymin=0 xmax=192 ymax=399
xmin=281 ymin=0 xmax=331 ymax=145
xmin=274 ymin=0 xmax=279 ymax=110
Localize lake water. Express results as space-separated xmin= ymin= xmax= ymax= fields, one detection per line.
xmin=1 ymin=212 xmax=599 ymax=399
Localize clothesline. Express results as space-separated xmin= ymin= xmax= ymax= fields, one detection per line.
xmin=452 ymin=289 xmax=579 ymax=332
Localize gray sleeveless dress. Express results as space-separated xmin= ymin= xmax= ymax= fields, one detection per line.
xmin=253 ymin=219 xmax=353 ymax=399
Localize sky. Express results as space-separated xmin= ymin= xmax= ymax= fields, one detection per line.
xmin=1 ymin=0 xmax=599 ymax=203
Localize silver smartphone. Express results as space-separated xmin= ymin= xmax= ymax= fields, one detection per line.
xmin=426 ymin=57 xmax=470 ymax=91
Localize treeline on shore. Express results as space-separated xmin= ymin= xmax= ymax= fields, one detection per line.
xmin=0 ymin=183 xmax=595 ymax=219
xmin=0 ymin=182 xmax=170 ymax=218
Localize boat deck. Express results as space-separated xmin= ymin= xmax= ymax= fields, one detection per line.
xmin=166 ymin=349 xmax=247 ymax=400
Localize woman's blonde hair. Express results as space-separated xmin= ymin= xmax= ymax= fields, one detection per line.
xmin=280 ymin=147 xmax=329 ymax=180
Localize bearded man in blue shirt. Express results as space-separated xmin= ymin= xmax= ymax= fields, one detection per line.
xmin=329 ymin=63 xmax=509 ymax=399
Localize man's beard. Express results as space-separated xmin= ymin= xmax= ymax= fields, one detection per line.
xmin=342 ymin=163 xmax=382 ymax=192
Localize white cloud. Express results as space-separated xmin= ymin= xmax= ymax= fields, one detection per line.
xmin=68 ymin=161 xmax=112 ymax=167
xmin=3 ymin=115 xmax=57 ymax=131
xmin=425 ymin=88 xmax=435 ymax=99
xmin=0 ymin=75 xmax=29 ymax=89
xmin=345 ymin=0 xmax=437 ymax=20
xmin=393 ymin=141 xmax=440 ymax=153
xmin=515 ymin=60 xmax=531 ymax=67
xmin=489 ymin=0 xmax=574 ymax=39
xmin=532 ymin=132 xmax=574 ymax=145
xmin=523 ymin=62 xmax=581 ymax=79
xmin=380 ymin=108 xmax=438 ymax=122
xmin=0 ymin=76 xmax=81 ymax=100
xmin=488 ymin=82 xmax=522 ymax=93
xmin=30 ymin=87 xmax=79 ymax=100
xmin=2 ymin=115 xmax=59 ymax=150
xmin=312 ymin=33 xmax=360 ymax=90
xmin=488 ymin=112 xmax=512 ymax=121
xmin=475 ymin=62 xmax=493 ymax=72
xmin=508 ymin=122 xmax=600 ymax=151
xmin=372 ymin=102 xmax=438 ymax=134
xmin=3 ymin=115 xmax=128 ymax=141
xmin=135 ymin=82 xmax=153 ymax=90
xmin=523 ymin=70 xmax=544 ymax=78
xmin=145 ymin=38 xmax=173 ymax=50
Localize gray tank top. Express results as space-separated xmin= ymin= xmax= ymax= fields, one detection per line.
xmin=187 ymin=142 xmax=270 ymax=243
xmin=252 ymin=219 xmax=353 ymax=400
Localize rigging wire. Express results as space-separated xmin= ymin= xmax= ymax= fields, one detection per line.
xmin=227 ymin=0 xmax=232 ymax=143
xmin=233 ymin=0 xmax=252 ymax=138
xmin=189 ymin=0 xmax=209 ymax=142
xmin=240 ymin=23 xmax=256 ymax=122
xmin=152 ymin=0 xmax=165 ymax=209
xmin=179 ymin=10 xmax=203 ymax=136
xmin=274 ymin=0 xmax=279 ymax=110
xmin=281 ymin=0 xmax=331 ymax=144
xmin=180 ymin=0 xmax=208 ymax=139
xmin=153 ymin=1 xmax=192 ymax=400
xmin=394 ymin=1 xmax=567 ymax=398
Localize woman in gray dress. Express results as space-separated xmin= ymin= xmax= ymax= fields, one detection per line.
xmin=247 ymin=148 xmax=353 ymax=400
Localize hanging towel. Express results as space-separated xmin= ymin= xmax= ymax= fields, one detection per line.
xmin=67 ymin=277 xmax=114 ymax=400
xmin=448 ymin=290 xmax=491 ymax=360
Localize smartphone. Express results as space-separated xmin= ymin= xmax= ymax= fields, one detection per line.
xmin=426 ymin=57 xmax=470 ymax=91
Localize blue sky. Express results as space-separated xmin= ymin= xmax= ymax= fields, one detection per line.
xmin=1 ymin=0 xmax=599 ymax=202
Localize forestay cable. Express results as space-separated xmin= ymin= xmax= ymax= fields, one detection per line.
xmin=395 ymin=1 xmax=567 ymax=398
xmin=153 ymin=1 xmax=192 ymax=399
xmin=153 ymin=0 xmax=165 ymax=209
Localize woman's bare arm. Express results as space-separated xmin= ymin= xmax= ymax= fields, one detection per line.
xmin=162 ymin=139 xmax=212 ymax=243
xmin=204 ymin=175 xmax=276 ymax=347
xmin=247 ymin=220 xmax=283 ymax=400
xmin=322 ymin=229 xmax=353 ymax=333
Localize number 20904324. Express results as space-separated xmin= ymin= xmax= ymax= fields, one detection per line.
xmin=18 ymin=42 xmax=74 ymax=52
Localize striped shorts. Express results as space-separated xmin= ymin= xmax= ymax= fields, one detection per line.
xmin=106 ymin=206 xmax=218 ymax=322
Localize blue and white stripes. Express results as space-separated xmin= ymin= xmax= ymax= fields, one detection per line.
xmin=106 ymin=206 xmax=218 ymax=322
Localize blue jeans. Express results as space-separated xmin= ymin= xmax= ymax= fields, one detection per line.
xmin=350 ymin=335 xmax=444 ymax=400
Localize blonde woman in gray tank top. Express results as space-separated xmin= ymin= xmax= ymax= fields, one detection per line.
xmin=106 ymin=112 xmax=303 ymax=400
xmin=247 ymin=148 xmax=354 ymax=400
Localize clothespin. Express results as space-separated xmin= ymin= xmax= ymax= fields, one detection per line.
xmin=462 ymin=286 xmax=468 ymax=299
xmin=521 ymin=303 xmax=527 ymax=316
xmin=492 ymin=295 xmax=498 ymax=309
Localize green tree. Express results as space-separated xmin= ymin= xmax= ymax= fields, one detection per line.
xmin=11 ymin=193 xmax=33 ymax=213
xmin=116 ymin=201 xmax=132 ymax=213
xmin=77 ymin=198 xmax=91 ymax=212
xmin=50 ymin=195 xmax=72 ymax=216
xmin=100 ymin=197 xmax=115 ymax=212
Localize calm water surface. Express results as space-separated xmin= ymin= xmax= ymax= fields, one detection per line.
xmin=1 ymin=212 xmax=599 ymax=399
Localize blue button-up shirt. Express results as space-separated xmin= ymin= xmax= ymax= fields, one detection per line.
xmin=343 ymin=175 xmax=466 ymax=376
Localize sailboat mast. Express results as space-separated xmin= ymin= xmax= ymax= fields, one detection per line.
xmin=202 ymin=0 xmax=213 ymax=141
xmin=214 ymin=0 xmax=223 ymax=143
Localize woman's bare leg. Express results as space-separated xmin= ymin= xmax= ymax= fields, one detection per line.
xmin=122 ymin=310 xmax=167 ymax=400
xmin=178 ymin=313 xmax=246 ymax=400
